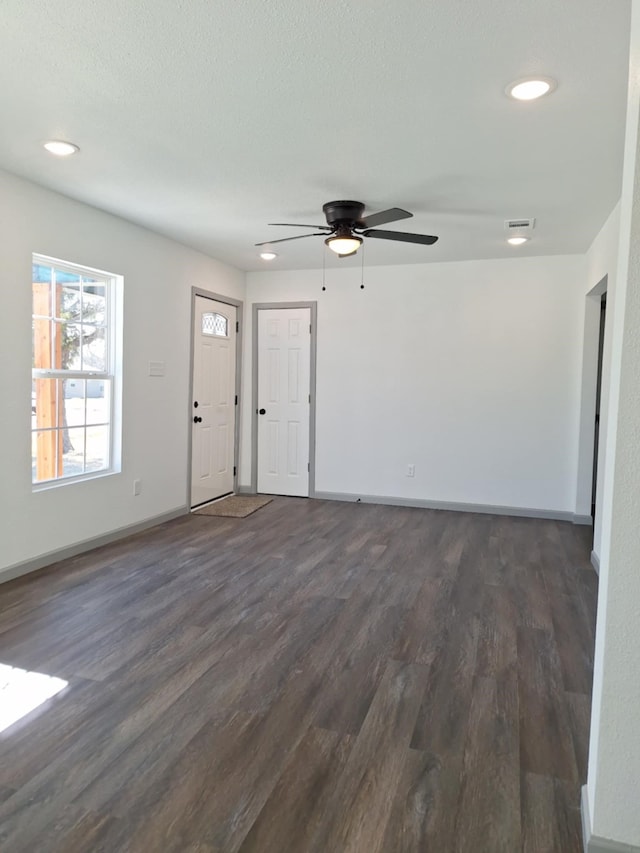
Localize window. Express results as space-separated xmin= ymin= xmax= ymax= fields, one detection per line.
xmin=31 ymin=255 xmax=120 ymax=485
xmin=202 ymin=311 xmax=228 ymax=337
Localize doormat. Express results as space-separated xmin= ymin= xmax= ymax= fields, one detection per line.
xmin=193 ymin=494 xmax=272 ymax=518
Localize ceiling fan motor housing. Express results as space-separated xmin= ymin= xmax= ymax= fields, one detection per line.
xmin=322 ymin=200 xmax=365 ymax=228
xmin=256 ymin=201 xmax=437 ymax=249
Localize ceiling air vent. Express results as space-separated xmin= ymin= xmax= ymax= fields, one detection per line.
xmin=504 ymin=218 xmax=535 ymax=232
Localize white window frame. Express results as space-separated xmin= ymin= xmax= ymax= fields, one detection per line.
xmin=31 ymin=253 xmax=122 ymax=489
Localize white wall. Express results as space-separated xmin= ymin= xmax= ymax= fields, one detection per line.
xmin=0 ymin=169 xmax=244 ymax=577
xmin=243 ymin=254 xmax=586 ymax=515
xmin=575 ymin=203 xmax=621 ymax=557
xmin=0 ymin=169 xmax=591 ymax=582
xmin=586 ymin=1 xmax=640 ymax=845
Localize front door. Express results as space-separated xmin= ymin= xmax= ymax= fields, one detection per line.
xmin=191 ymin=295 xmax=237 ymax=507
xmin=257 ymin=307 xmax=311 ymax=496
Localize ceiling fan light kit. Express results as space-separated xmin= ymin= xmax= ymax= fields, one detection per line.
xmin=325 ymin=231 xmax=363 ymax=256
xmin=256 ymin=200 xmax=438 ymax=258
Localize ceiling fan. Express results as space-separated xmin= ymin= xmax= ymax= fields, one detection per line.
xmin=255 ymin=200 xmax=438 ymax=257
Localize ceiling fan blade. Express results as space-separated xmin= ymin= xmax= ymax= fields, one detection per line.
xmin=255 ymin=232 xmax=327 ymax=246
xmin=268 ymin=222 xmax=332 ymax=230
xmin=362 ymin=229 xmax=438 ymax=245
xmin=358 ymin=207 xmax=413 ymax=228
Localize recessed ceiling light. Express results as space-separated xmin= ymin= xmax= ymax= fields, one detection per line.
xmin=507 ymin=235 xmax=529 ymax=246
xmin=507 ymin=77 xmax=557 ymax=101
xmin=43 ymin=140 xmax=79 ymax=156
xmin=259 ymin=251 xmax=277 ymax=260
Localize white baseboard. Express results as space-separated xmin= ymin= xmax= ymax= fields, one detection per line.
xmin=582 ymin=786 xmax=640 ymax=852
xmin=591 ymin=550 xmax=601 ymax=574
xmin=313 ymin=490 xmax=589 ymax=524
xmin=0 ymin=506 xmax=189 ymax=586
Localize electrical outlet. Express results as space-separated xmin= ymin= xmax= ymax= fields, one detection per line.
xmin=407 ymin=464 xmax=415 ymax=478
xmin=133 ymin=479 xmax=142 ymax=496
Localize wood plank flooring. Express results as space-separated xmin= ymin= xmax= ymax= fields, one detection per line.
xmin=0 ymin=498 xmax=597 ymax=852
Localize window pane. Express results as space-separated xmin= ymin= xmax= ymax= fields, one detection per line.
xmin=32 ymin=280 xmax=52 ymax=318
xmin=32 ymin=317 xmax=53 ymax=369
xmin=81 ymin=325 xmax=106 ymax=372
xmin=33 ymin=317 xmax=54 ymax=368
xmin=213 ymin=313 xmax=228 ymax=336
xmin=33 ymin=378 xmax=63 ymax=431
xmin=85 ymin=426 xmax=109 ymax=473
xmin=63 ymin=380 xmax=86 ymax=428
xmin=58 ymin=284 xmax=82 ymax=320
xmin=62 ymin=427 xmax=86 ymax=477
xmin=55 ymin=270 xmax=80 ymax=286
xmin=82 ymin=285 xmax=106 ymax=326
xmin=31 ymin=379 xmax=64 ymax=482
xmin=32 ymin=429 xmax=61 ymax=483
xmin=31 ymin=432 xmax=37 ymax=481
xmin=86 ymin=380 xmax=110 ymax=425
xmin=202 ymin=312 xmax=215 ymax=335
xmin=32 ymin=278 xmax=53 ymax=369
xmin=59 ymin=323 xmax=82 ymax=370
xmin=32 ymin=263 xmax=53 ymax=285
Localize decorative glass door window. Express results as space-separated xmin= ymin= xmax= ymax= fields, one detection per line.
xmin=202 ymin=312 xmax=229 ymax=337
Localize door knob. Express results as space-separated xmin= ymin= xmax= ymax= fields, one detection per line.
xmin=193 ymin=416 xmax=202 ymax=423
xmin=259 ymin=408 xmax=266 ymax=415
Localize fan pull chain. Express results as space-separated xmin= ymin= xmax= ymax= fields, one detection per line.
xmin=360 ymin=240 xmax=365 ymax=289
xmin=322 ymin=243 xmax=326 ymax=291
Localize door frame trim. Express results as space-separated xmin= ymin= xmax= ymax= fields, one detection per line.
xmin=188 ymin=288 xmax=243 ymax=508
xmin=251 ymin=301 xmax=317 ymax=497
xmin=575 ymin=274 xmax=608 ymax=536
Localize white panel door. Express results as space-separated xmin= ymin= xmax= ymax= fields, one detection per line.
xmin=191 ymin=296 xmax=237 ymax=507
xmin=257 ymin=308 xmax=310 ymax=496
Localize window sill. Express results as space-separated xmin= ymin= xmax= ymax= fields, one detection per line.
xmin=32 ymin=468 xmax=119 ymax=493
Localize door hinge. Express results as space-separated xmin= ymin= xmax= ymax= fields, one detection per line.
xmin=234 ymin=466 xmax=237 ymax=476
xmin=309 ymin=323 xmax=312 ymax=334
xmin=236 ymin=321 xmax=239 ymax=333
xmin=308 ymin=394 xmax=311 ymax=403
xmin=307 ymin=462 xmax=310 ymax=472
xmin=235 ymin=395 xmax=238 ymax=405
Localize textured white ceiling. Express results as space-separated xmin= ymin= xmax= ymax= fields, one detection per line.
xmin=0 ymin=0 xmax=631 ymax=271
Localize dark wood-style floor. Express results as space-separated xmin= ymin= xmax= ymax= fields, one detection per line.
xmin=0 ymin=498 xmax=597 ymax=852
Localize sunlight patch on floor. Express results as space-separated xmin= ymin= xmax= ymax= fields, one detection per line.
xmin=0 ymin=663 xmax=68 ymax=733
